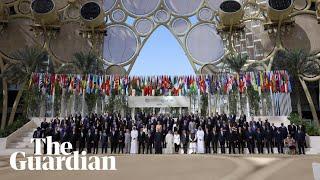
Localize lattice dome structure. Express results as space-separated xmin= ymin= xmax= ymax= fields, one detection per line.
xmin=0 ymin=0 xmax=319 ymax=76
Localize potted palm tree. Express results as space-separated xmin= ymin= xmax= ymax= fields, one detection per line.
xmin=224 ymin=53 xmax=248 ymax=115
xmin=1 ymin=46 xmax=48 ymax=126
xmin=70 ymin=51 xmax=104 ymax=115
xmin=273 ymin=49 xmax=320 ymax=127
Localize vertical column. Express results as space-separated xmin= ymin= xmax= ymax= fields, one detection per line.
xmin=131 ymin=108 xmax=135 ymax=122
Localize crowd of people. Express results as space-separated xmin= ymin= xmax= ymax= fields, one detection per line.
xmin=33 ymin=112 xmax=307 ymax=155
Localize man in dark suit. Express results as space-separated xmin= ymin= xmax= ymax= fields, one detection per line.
xmin=145 ymin=131 xmax=153 ymax=154
xmin=154 ymin=129 xmax=162 ymax=154
xmin=219 ymin=129 xmax=226 ymax=154
xmin=212 ymin=128 xmax=219 ymax=154
xmin=118 ymin=130 xmax=125 ymax=154
xmin=204 ymin=128 xmax=212 ymax=154
xmin=255 ymin=128 xmax=264 ymax=154
xmin=265 ymin=127 xmax=274 ymax=154
xmin=138 ymin=128 xmax=146 ymax=154
xmin=86 ymin=130 xmax=94 ymax=154
xmin=180 ymin=130 xmax=188 ymax=154
xmin=296 ymin=129 xmax=306 ymax=154
xmin=275 ymin=128 xmax=284 ymax=154
xmin=246 ymin=128 xmax=255 ymax=154
xmin=70 ymin=128 xmax=78 ymax=152
xmin=101 ymin=129 xmax=108 ymax=154
xmin=33 ymin=127 xmax=42 ymax=153
xmin=93 ymin=129 xmax=100 ymax=154
xmin=110 ymin=128 xmax=118 ymax=154
xmin=79 ymin=130 xmax=86 ymax=153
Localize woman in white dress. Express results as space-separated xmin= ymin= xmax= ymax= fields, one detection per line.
xmin=165 ymin=130 xmax=174 ymax=154
xmin=173 ymin=131 xmax=180 ymax=153
xmin=130 ymin=126 xmax=138 ymax=154
xmin=196 ymin=127 xmax=205 ymax=154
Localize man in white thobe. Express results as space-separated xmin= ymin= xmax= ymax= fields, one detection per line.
xmin=130 ymin=126 xmax=138 ymax=154
xmin=196 ymin=127 xmax=205 ymax=154
xmin=165 ymin=130 xmax=174 ymax=154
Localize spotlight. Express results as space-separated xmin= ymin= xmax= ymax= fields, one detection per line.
xmin=218 ymin=0 xmax=244 ymax=27
xmin=267 ymin=0 xmax=294 ymax=22
xmin=31 ymin=0 xmax=59 ymax=25
xmin=80 ymin=1 xmax=105 ymax=28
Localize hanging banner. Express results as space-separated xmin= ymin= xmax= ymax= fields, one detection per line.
xmin=128 ymin=96 xmax=190 ymax=108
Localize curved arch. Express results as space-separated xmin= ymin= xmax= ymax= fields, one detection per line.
xmin=129 ymin=25 xmax=196 ymax=75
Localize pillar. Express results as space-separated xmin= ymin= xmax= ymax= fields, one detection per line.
xmin=131 ymin=108 xmax=135 ymax=122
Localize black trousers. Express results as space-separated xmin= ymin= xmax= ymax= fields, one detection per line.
xmin=247 ymin=141 xmax=255 ymax=154
xmin=238 ymin=141 xmax=245 ymax=154
xmin=276 ymin=142 xmax=284 ymax=154
xmin=101 ymin=143 xmax=108 ymax=153
xmin=266 ymin=140 xmax=274 ymax=154
xmin=93 ymin=143 xmax=99 ymax=154
xmin=298 ymin=142 xmax=305 ymax=154
xmin=118 ymin=143 xmax=124 ymax=153
xmin=146 ymin=143 xmax=153 ymax=154
xmin=183 ymin=143 xmax=188 ymax=154
xmin=174 ymin=143 xmax=180 ymax=153
xmin=139 ymin=142 xmax=145 ymax=154
xmin=220 ymin=141 xmax=225 ymax=154
xmin=87 ymin=143 xmax=92 ymax=154
xmin=257 ymin=141 xmax=264 ymax=154
xmin=229 ymin=141 xmax=236 ymax=154
xmin=79 ymin=143 xmax=85 ymax=153
xmin=111 ymin=142 xmax=118 ymax=153
xmin=212 ymin=140 xmax=218 ymax=153
xmin=205 ymin=142 xmax=211 ymax=154
xmin=155 ymin=144 xmax=162 ymax=154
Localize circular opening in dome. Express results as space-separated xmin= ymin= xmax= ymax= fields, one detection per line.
xmin=268 ymin=0 xmax=292 ymax=10
xmin=31 ymin=0 xmax=54 ymax=14
xmin=80 ymin=2 xmax=101 ymax=20
xmin=220 ymin=0 xmax=241 ymax=13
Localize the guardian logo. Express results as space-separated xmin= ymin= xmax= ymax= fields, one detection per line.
xmin=9 ymin=137 xmax=117 ymax=171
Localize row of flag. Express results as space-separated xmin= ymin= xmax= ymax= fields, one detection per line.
xmin=30 ymin=70 xmax=292 ymax=96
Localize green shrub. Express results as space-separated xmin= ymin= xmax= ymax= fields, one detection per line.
xmin=287 ymin=113 xmax=320 ymax=136
xmin=0 ymin=117 xmax=30 ymax=138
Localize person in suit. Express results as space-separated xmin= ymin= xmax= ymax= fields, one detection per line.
xmin=219 ymin=129 xmax=226 ymax=154
xmin=212 ymin=127 xmax=219 ymax=154
xmin=204 ymin=128 xmax=212 ymax=154
xmin=145 ymin=131 xmax=153 ymax=154
xmin=275 ymin=128 xmax=284 ymax=154
xmin=33 ymin=127 xmax=42 ymax=153
xmin=180 ymin=130 xmax=188 ymax=154
xmin=118 ymin=130 xmax=125 ymax=154
xmin=79 ymin=130 xmax=86 ymax=153
xmin=86 ymin=129 xmax=94 ymax=154
xmin=265 ymin=127 xmax=274 ymax=154
xmin=154 ymin=129 xmax=162 ymax=154
xmin=93 ymin=129 xmax=100 ymax=154
xmin=110 ymin=128 xmax=118 ymax=154
xmin=124 ymin=129 xmax=131 ymax=154
xmin=246 ymin=128 xmax=255 ymax=154
xmin=138 ymin=128 xmax=146 ymax=154
xmin=229 ymin=127 xmax=237 ymax=154
xmin=101 ymin=129 xmax=108 ymax=154
xmin=255 ymin=128 xmax=264 ymax=154
xmin=70 ymin=128 xmax=77 ymax=152
xmin=238 ymin=127 xmax=246 ymax=154
xmin=296 ymin=129 xmax=306 ymax=155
